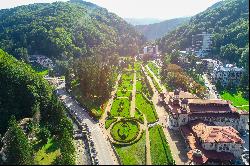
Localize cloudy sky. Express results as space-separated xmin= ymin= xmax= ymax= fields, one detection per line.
xmin=0 ymin=0 xmax=221 ymax=20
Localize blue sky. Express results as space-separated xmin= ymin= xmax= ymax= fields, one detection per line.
xmin=0 ymin=0 xmax=221 ymax=20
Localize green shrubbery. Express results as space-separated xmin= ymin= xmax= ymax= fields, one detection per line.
xmin=149 ymin=125 xmax=175 ymax=165
xmin=134 ymin=108 xmax=144 ymax=124
xmin=110 ymin=119 xmax=140 ymax=143
xmin=135 ymin=93 xmax=158 ymax=124
xmin=110 ymin=98 xmax=131 ymax=118
xmin=0 ymin=50 xmax=75 ymax=165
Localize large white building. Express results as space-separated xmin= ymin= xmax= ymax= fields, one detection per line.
xmin=212 ymin=64 xmax=244 ymax=87
xmin=143 ymin=45 xmax=159 ymax=55
xmin=192 ymin=32 xmax=212 ymax=57
xmin=200 ymin=59 xmax=222 ymax=73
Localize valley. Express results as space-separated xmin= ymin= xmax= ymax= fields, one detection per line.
xmin=0 ymin=0 xmax=249 ymax=165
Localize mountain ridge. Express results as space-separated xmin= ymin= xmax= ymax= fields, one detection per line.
xmin=135 ymin=17 xmax=190 ymax=41
xmin=0 ymin=0 xmax=144 ymax=60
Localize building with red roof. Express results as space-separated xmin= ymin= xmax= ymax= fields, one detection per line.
xmin=160 ymin=90 xmax=249 ymax=164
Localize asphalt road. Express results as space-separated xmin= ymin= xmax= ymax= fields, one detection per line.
xmin=55 ymin=82 xmax=118 ymax=165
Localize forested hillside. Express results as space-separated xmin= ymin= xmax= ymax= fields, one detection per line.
xmin=0 ymin=49 xmax=75 ymax=164
xmin=157 ymin=0 xmax=249 ymax=69
xmin=0 ymin=0 xmax=144 ymax=61
xmin=135 ymin=17 xmax=190 ymax=40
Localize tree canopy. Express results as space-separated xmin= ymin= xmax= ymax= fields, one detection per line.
xmin=0 ymin=0 xmax=144 ymax=61
xmin=157 ymin=0 xmax=249 ymax=68
xmin=0 ymin=49 xmax=75 ymax=164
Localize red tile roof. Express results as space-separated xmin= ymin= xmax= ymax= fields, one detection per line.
xmin=190 ymin=121 xmax=244 ymax=144
xmin=180 ymin=120 xmax=240 ymax=164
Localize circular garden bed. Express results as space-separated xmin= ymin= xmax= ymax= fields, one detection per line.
xmin=110 ymin=119 xmax=140 ymax=143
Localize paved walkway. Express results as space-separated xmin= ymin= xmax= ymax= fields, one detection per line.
xmin=143 ymin=114 xmax=152 ymax=165
xmin=143 ymin=65 xmax=189 ymax=165
xmin=131 ymin=71 xmax=137 ymax=117
xmin=146 ymin=64 xmax=167 ymax=94
xmin=202 ymin=74 xmax=218 ymax=99
xmin=236 ymin=105 xmax=249 ymax=108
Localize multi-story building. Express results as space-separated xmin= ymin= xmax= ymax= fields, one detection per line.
xmin=181 ymin=120 xmax=244 ymax=164
xmin=200 ymin=59 xmax=222 ymax=73
xmin=212 ymin=64 xmax=244 ymax=87
xmin=160 ymin=89 xmax=249 ymax=164
xmin=143 ymin=45 xmax=159 ymax=59
xmin=192 ymin=32 xmax=212 ymax=57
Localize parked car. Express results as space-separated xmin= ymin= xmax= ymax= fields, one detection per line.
xmin=240 ymin=130 xmax=247 ymax=137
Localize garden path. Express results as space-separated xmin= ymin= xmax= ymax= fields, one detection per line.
xmin=146 ymin=64 xmax=167 ymax=94
xmin=143 ymin=114 xmax=152 ymax=165
xmin=143 ymin=65 xmax=188 ymax=165
xmin=100 ymin=74 xmax=121 ymax=125
xmin=130 ymin=71 xmax=137 ymax=117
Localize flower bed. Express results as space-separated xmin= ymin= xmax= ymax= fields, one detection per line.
xmin=110 ymin=119 xmax=140 ymax=143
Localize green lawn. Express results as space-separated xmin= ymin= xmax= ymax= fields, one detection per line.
xmin=145 ymin=65 xmax=162 ymax=92
xmin=111 ymin=120 xmax=140 ymax=143
xmin=118 ymin=80 xmax=133 ymax=91
xmin=134 ymin=108 xmax=144 ymax=124
xmin=117 ymin=90 xmax=131 ymax=98
xmin=34 ymin=138 xmax=60 ymax=165
xmin=134 ymin=61 xmax=141 ymax=71
xmin=148 ymin=62 xmax=160 ymax=78
xmin=138 ymin=78 xmax=152 ymax=99
xmin=151 ymin=77 xmax=162 ymax=93
xmin=149 ymin=125 xmax=175 ymax=165
xmin=135 ymin=93 xmax=158 ymax=124
xmin=114 ymin=131 xmax=146 ymax=165
xmin=121 ymin=72 xmax=133 ymax=81
xmin=136 ymin=80 xmax=143 ymax=92
xmin=220 ymin=91 xmax=249 ymax=111
xmin=110 ymin=98 xmax=131 ymax=117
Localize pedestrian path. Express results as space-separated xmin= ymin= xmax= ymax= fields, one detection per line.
xmin=130 ymin=71 xmax=137 ymax=117
xmin=143 ymin=64 xmax=188 ymax=165
xmin=144 ymin=114 xmax=152 ymax=165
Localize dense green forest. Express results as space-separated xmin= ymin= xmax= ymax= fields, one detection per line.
xmin=0 ymin=49 xmax=75 ymax=164
xmin=157 ymin=0 xmax=249 ymax=68
xmin=135 ymin=17 xmax=190 ymax=41
xmin=0 ymin=0 xmax=144 ymax=61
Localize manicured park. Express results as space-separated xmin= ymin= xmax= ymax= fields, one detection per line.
xmin=136 ymin=93 xmax=158 ymax=124
xmin=149 ymin=125 xmax=175 ymax=165
xmin=110 ymin=98 xmax=130 ymax=118
xmin=106 ymin=58 xmax=174 ymax=165
xmin=114 ymin=131 xmax=146 ymax=165
xmin=110 ymin=119 xmax=140 ymax=143
xmin=148 ymin=61 xmax=160 ymax=78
